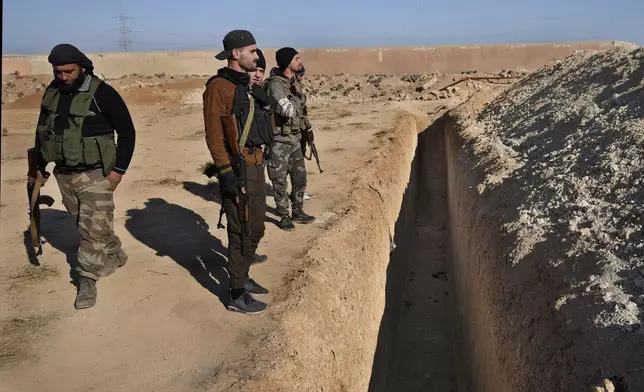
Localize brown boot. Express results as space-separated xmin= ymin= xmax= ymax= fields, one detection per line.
xmin=74 ymin=277 xmax=97 ymax=310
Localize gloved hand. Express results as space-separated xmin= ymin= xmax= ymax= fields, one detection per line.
xmin=218 ymin=170 xmax=241 ymax=199
xmin=250 ymin=84 xmax=277 ymax=108
xmin=250 ymin=84 xmax=268 ymax=103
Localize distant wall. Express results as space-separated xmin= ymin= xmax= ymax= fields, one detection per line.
xmin=2 ymin=41 xmax=632 ymax=77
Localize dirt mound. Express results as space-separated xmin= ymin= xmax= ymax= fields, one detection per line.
xmin=479 ymin=47 xmax=644 ymax=326
xmin=450 ymin=47 xmax=643 ymax=391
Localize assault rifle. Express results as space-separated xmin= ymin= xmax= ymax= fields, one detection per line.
xmin=300 ymin=104 xmax=323 ymax=173
xmin=302 ymin=128 xmax=323 ymax=174
xmin=27 ymin=148 xmax=54 ymax=264
xmin=218 ymin=115 xmax=251 ymax=256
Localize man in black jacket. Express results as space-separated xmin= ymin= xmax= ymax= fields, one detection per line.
xmin=35 ymin=43 xmax=136 ymax=309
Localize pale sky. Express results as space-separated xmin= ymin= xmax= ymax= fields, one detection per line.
xmin=3 ymin=0 xmax=643 ymax=54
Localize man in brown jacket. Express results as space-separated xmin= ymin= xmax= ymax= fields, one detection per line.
xmin=203 ymin=30 xmax=275 ymax=315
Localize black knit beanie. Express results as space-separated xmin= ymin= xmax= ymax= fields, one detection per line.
xmin=276 ymin=47 xmax=298 ymax=71
xmin=256 ymin=48 xmax=266 ymax=70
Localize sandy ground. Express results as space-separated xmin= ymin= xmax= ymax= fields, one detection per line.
xmin=0 ymin=75 xmax=470 ymax=391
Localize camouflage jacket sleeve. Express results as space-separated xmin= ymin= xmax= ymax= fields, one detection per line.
xmin=203 ymin=80 xmax=234 ymax=175
xmin=296 ymin=79 xmax=312 ymax=130
xmin=267 ymin=78 xmax=305 ymax=119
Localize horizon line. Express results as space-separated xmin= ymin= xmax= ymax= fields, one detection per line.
xmin=2 ymin=39 xmax=635 ymax=58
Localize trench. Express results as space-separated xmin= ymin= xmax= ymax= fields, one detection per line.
xmin=366 ymin=113 xmax=541 ymax=392
xmin=229 ymin=110 xmax=638 ymax=392
xmin=368 ymin=116 xmax=455 ymax=391
xmin=365 ymin=112 xmax=637 ymax=392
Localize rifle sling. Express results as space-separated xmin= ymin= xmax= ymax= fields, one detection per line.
xmin=238 ymin=95 xmax=255 ymax=151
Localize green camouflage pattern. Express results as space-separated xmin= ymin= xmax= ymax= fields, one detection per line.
xmin=55 ymin=168 xmax=127 ymax=280
xmin=264 ymin=74 xmax=306 ymax=135
xmin=266 ymin=137 xmax=308 ymax=217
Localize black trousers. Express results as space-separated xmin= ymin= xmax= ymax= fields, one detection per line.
xmin=223 ymin=164 xmax=266 ymax=290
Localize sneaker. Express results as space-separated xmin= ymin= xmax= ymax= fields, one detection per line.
xmin=245 ymin=278 xmax=269 ymax=295
xmin=227 ymin=292 xmax=268 ymax=315
xmin=303 ymin=193 xmax=314 ymax=200
xmin=75 ymin=276 xmax=97 ymax=310
xmin=251 ymin=254 xmax=268 ymax=265
xmin=278 ymin=216 xmax=296 ymax=231
xmin=292 ymin=212 xmax=316 ymax=224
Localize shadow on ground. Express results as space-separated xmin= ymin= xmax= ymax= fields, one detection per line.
xmin=183 ymin=181 xmax=220 ymax=204
xmin=124 ymin=197 xmax=230 ymax=306
xmin=24 ymin=208 xmax=80 ymax=285
xmin=183 ymin=180 xmax=281 ymax=228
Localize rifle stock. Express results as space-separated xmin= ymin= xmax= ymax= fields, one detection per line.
xmin=27 ymin=148 xmax=53 ymax=261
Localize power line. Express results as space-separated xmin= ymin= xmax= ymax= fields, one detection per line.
xmin=114 ymin=13 xmax=134 ymax=51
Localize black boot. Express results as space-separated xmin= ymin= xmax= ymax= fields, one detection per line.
xmin=292 ymin=211 xmax=315 ymax=224
xmin=278 ymin=216 xmax=296 ymax=231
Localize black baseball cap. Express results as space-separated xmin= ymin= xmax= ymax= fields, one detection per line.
xmin=215 ymin=30 xmax=257 ymax=60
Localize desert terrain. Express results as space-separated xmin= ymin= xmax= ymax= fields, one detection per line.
xmin=1 ymin=43 xmax=643 ymax=392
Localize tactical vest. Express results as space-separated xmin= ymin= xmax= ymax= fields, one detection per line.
xmin=264 ymin=76 xmax=304 ymax=135
xmin=233 ymin=84 xmax=273 ymax=148
xmin=37 ymin=76 xmax=117 ymax=175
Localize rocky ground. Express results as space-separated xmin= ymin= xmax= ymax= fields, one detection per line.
xmin=454 ymin=46 xmax=644 ymax=391
xmin=479 ymin=48 xmax=644 ymax=329
xmin=2 ymin=68 xmax=526 ymax=107
xmin=1 ymin=71 xmax=51 ymax=105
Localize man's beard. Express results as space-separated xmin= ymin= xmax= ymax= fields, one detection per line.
xmin=240 ymin=58 xmax=258 ymax=73
xmin=56 ymin=72 xmax=86 ymax=92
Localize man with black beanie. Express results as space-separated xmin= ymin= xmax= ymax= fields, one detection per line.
xmin=248 ymin=48 xmax=267 ymax=86
xmin=264 ymin=47 xmax=316 ymax=231
xmin=203 ymin=30 xmax=275 ymax=315
xmin=34 ymin=43 xmax=136 ymax=310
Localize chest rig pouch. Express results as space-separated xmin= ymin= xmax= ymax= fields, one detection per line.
xmin=265 ymin=77 xmax=303 ymax=136
xmin=37 ymin=76 xmax=117 ymax=176
xmin=231 ymin=84 xmax=273 ymax=148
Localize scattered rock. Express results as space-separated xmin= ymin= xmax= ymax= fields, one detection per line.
xmin=592 ymin=379 xmax=615 ymax=392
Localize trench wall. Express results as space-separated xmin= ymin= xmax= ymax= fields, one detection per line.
xmin=211 ymin=105 xmax=638 ymax=391
xmin=445 ymin=117 xmax=514 ymax=391
xmin=2 ymin=41 xmax=626 ymax=77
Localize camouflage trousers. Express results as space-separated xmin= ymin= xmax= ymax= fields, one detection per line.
xmin=55 ymin=168 xmax=127 ymax=281
xmin=266 ymin=139 xmax=307 ymax=217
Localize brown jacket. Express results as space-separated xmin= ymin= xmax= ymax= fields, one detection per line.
xmin=203 ymin=77 xmax=236 ymax=175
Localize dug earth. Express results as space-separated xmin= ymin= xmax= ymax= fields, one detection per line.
xmin=1 ymin=45 xmax=642 ymax=392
